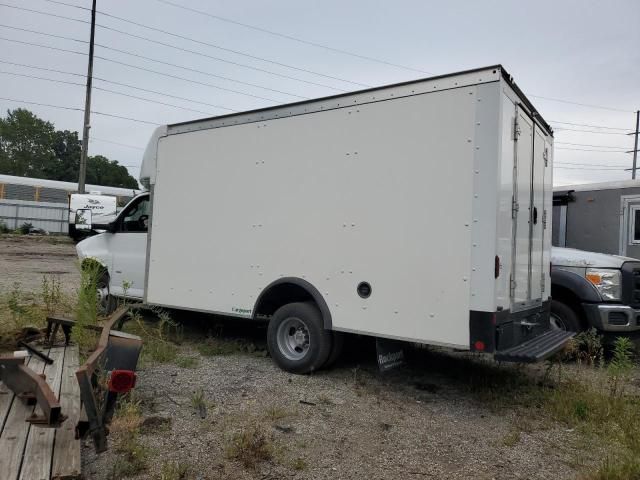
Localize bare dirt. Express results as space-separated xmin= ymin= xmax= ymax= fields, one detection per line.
xmin=0 ymin=234 xmax=80 ymax=294
xmin=0 ymin=235 xmax=610 ymax=479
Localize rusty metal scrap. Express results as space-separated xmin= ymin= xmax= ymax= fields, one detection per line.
xmin=0 ymin=355 xmax=66 ymax=427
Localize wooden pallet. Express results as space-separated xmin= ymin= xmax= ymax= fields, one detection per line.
xmin=0 ymin=345 xmax=81 ymax=480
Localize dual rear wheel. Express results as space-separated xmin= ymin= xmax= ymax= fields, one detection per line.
xmin=267 ymin=302 xmax=343 ymax=374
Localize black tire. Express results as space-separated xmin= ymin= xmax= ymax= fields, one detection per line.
xmin=550 ymin=299 xmax=583 ymax=332
xmin=267 ymin=302 xmax=332 ymax=374
xmin=97 ymin=272 xmax=117 ymax=316
xmin=324 ymin=331 xmax=345 ymax=368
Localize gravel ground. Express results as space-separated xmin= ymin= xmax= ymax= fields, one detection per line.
xmin=0 ymin=234 xmax=80 ymax=294
xmin=0 ymin=235 xmax=607 ymax=479
xmin=81 ymin=325 xmax=598 ymax=480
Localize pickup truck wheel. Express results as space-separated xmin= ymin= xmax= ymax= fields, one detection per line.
xmin=97 ymin=273 xmax=117 ymax=316
xmin=267 ymin=302 xmax=332 ymax=374
xmin=550 ymin=299 xmax=582 ymax=332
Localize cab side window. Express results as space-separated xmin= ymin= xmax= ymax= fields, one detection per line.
xmin=120 ymin=198 xmax=150 ymax=232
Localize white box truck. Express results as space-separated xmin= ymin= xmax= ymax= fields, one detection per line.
xmin=76 ymin=65 xmax=573 ymax=373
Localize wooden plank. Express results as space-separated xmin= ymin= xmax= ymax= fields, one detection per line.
xmin=0 ymin=351 xmax=48 ymax=480
xmin=51 ymin=346 xmax=81 ymax=480
xmin=19 ymin=347 xmax=65 ymax=480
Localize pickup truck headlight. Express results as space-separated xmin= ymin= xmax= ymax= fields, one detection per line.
xmin=585 ymin=268 xmax=621 ymax=301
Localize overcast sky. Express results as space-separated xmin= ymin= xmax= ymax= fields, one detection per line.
xmin=1 ymin=0 xmax=638 ymax=187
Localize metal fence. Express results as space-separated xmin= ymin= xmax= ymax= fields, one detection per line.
xmin=0 ymin=199 xmax=68 ymax=234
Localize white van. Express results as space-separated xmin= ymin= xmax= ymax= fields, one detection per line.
xmin=76 ymin=65 xmax=573 ymax=373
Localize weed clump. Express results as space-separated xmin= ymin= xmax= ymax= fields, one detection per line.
xmin=158 ymin=461 xmax=190 ymax=480
xmin=226 ymin=424 xmax=273 ymax=469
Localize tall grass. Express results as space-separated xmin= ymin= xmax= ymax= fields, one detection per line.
xmin=71 ymin=261 xmax=102 ymax=355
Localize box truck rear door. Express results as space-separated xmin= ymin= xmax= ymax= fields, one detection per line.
xmin=511 ymin=107 xmax=535 ymax=311
xmin=530 ymin=127 xmax=549 ymax=301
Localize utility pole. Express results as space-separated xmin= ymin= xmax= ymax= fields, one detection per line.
xmin=632 ymin=110 xmax=640 ymax=180
xmin=78 ymin=0 xmax=96 ymax=194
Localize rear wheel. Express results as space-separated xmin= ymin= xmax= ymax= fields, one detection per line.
xmin=550 ymin=299 xmax=583 ymax=332
xmin=267 ymin=302 xmax=332 ymax=374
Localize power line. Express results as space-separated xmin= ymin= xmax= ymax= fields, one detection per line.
xmin=91 ymin=137 xmax=144 ymax=150
xmin=94 ymin=42 xmax=309 ymax=99
xmin=549 ymin=119 xmax=629 ymax=131
xmin=0 ymin=58 xmax=238 ymax=112
xmin=555 ymin=161 xmax=630 ymax=167
xmin=0 ymin=96 xmax=160 ymax=125
xmin=554 ymin=166 xmax=625 ymax=171
xmin=0 ymin=2 xmax=87 ymax=25
xmin=94 ymin=54 xmax=281 ymax=103
xmin=94 ymin=23 xmax=349 ymax=92
xmin=8 ymin=1 xmax=638 ymax=116
xmin=530 ymin=94 xmax=633 ymax=113
xmin=95 ymin=11 xmax=368 ymax=88
xmin=554 ymin=127 xmax=631 ymax=136
xmin=0 ymin=35 xmax=282 ymax=103
xmin=555 ymin=141 xmax=629 ymax=149
xmin=150 ymin=0 xmax=433 ymax=75
xmin=0 ymin=23 xmax=311 ymax=99
xmin=556 ymin=147 xmax=630 ymax=153
xmin=0 ymin=69 xmax=218 ymax=115
xmin=3 ymin=2 xmax=360 ymax=91
xmin=40 ymin=0 xmax=369 ymax=87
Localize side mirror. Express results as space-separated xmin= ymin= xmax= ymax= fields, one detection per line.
xmin=75 ymin=209 xmax=92 ymax=230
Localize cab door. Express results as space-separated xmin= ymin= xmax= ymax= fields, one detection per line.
xmin=108 ymin=195 xmax=150 ymax=299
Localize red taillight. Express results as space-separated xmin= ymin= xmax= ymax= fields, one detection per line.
xmin=474 ymin=340 xmax=485 ymax=351
xmin=494 ymin=255 xmax=500 ymax=279
xmin=108 ymin=370 xmax=137 ymax=394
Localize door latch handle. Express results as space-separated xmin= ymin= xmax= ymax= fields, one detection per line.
xmin=533 ymin=206 xmax=538 ymax=225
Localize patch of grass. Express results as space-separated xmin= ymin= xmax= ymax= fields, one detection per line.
xmin=264 ymin=407 xmax=289 ymax=422
xmin=318 ymin=394 xmax=334 ymax=405
xmin=174 ymin=355 xmax=199 ymax=368
xmin=113 ymin=435 xmax=149 ymax=476
xmin=110 ymin=396 xmax=149 ymax=478
xmin=0 ymin=277 xmax=73 ymax=350
xmin=110 ymin=396 xmax=143 ymax=435
xmin=502 ymin=429 xmax=521 ymax=447
xmin=197 ymin=338 xmax=244 ymax=357
xmin=158 ymin=461 xmax=190 ymax=480
xmin=225 ymin=424 xmax=274 ymax=469
xmin=584 ymin=455 xmax=640 ymax=480
xmin=291 ymin=457 xmax=308 ymax=471
xmin=72 ymin=261 xmax=102 ymax=356
xmin=124 ymin=310 xmax=180 ymax=365
xmin=191 ymin=388 xmax=207 ymax=418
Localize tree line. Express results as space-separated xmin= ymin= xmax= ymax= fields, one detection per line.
xmin=0 ymin=108 xmax=139 ymax=189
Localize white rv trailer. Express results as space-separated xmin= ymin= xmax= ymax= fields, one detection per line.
xmin=77 ymin=65 xmax=573 ymax=372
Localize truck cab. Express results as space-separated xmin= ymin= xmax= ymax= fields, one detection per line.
xmin=551 ymin=246 xmax=640 ymax=337
xmin=76 ymin=192 xmax=150 ymax=307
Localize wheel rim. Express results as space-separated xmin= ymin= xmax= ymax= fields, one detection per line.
xmin=550 ymin=312 xmax=567 ymax=331
xmin=97 ymin=283 xmax=110 ymax=314
xmin=276 ymin=317 xmax=310 ymax=361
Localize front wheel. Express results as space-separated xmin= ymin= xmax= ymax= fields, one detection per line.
xmin=550 ymin=299 xmax=583 ymax=332
xmin=267 ymin=302 xmax=333 ymax=374
xmin=97 ymin=272 xmax=117 ymax=316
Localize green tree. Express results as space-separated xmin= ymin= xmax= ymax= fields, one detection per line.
xmin=0 ymin=109 xmax=56 ymax=178
xmin=0 ymin=108 xmax=139 ymax=188
xmin=87 ymin=155 xmax=138 ymax=189
xmin=51 ymin=129 xmax=82 ymax=181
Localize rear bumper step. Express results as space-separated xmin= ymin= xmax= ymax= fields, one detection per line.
xmin=494 ymin=329 xmax=574 ymax=363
